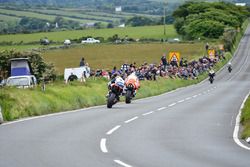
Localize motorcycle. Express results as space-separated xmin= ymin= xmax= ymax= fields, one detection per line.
xmin=209 ymin=76 xmax=214 ymax=84
xmin=228 ymin=66 xmax=232 ymax=73
xmin=107 ymin=83 xmax=123 ymax=108
xmin=125 ymin=83 xmax=136 ymax=104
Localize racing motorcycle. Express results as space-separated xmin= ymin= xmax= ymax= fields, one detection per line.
xmin=107 ymin=78 xmax=124 ymax=108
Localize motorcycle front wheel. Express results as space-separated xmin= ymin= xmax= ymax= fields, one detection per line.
xmin=125 ymin=90 xmax=132 ymax=104
xmin=107 ymin=93 xmax=116 ymax=108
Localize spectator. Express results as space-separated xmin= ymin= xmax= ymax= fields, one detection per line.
xmin=67 ymin=73 xmax=78 ymax=83
xmin=205 ymin=42 xmax=209 ymax=51
xmin=80 ymin=57 xmax=85 ymax=67
xmin=161 ymin=54 xmax=167 ymax=71
xmin=121 ymin=63 xmax=129 ymax=73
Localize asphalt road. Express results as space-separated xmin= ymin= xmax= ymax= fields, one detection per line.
xmin=1 ymin=30 xmax=250 ymax=167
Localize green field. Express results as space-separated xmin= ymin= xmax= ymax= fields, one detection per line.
xmin=0 ymin=25 xmax=177 ymax=44
xmin=29 ymin=9 xmax=120 ymax=22
xmin=0 ymin=8 xmax=95 ymax=23
xmin=0 ymin=14 xmax=20 ymax=22
xmin=43 ymin=43 xmax=204 ymax=74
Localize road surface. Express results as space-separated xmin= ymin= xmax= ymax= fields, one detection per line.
xmin=1 ymin=29 xmax=250 ymax=167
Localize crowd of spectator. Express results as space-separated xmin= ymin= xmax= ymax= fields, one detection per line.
xmin=90 ymin=49 xmax=225 ymax=81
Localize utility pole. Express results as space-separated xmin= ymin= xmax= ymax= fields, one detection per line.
xmin=163 ymin=0 xmax=167 ymax=36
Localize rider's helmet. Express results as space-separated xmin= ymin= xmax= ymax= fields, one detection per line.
xmin=209 ymin=69 xmax=215 ymax=74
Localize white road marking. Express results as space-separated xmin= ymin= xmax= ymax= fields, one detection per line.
xmin=214 ymin=86 xmax=217 ymax=89
xmin=185 ymin=97 xmax=191 ymax=100
xmin=114 ymin=160 xmax=133 ymax=167
xmin=178 ymin=99 xmax=185 ymax=103
xmin=125 ymin=116 xmax=138 ymax=123
xmin=142 ymin=111 xmax=154 ymax=116
xmin=233 ymin=92 xmax=250 ymax=150
xmin=198 ymin=93 xmax=202 ymax=96
xmin=106 ymin=125 xmax=121 ymax=135
xmin=168 ymin=103 xmax=176 ymax=107
xmin=100 ymin=138 xmax=108 ymax=153
xmin=192 ymin=95 xmax=198 ymax=98
xmin=157 ymin=107 xmax=166 ymax=111
xmin=246 ymin=138 xmax=250 ymax=143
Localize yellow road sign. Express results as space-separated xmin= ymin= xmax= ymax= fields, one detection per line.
xmin=168 ymin=52 xmax=181 ymax=64
xmin=208 ymin=49 xmax=215 ymax=59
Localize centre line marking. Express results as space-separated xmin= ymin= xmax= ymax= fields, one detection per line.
xmin=143 ymin=111 xmax=154 ymax=116
xmin=185 ymin=97 xmax=191 ymax=100
xmin=100 ymin=138 xmax=108 ymax=153
xmin=125 ymin=116 xmax=138 ymax=123
xmin=178 ymin=99 xmax=185 ymax=103
xmin=114 ymin=160 xmax=133 ymax=167
xmin=106 ymin=125 xmax=121 ymax=135
xmin=193 ymin=95 xmax=198 ymax=98
xmin=168 ymin=103 xmax=176 ymax=107
xmin=157 ymin=107 xmax=166 ymax=111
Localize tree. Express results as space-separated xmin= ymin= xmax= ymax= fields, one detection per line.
xmin=107 ymin=23 xmax=114 ymax=28
xmin=126 ymin=16 xmax=155 ymax=27
xmin=172 ymin=1 xmax=249 ymax=39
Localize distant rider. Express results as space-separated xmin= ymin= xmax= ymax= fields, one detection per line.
xmin=228 ymin=62 xmax=232 ymax=72
xmin=208 ymin=69 xmax=215 ymax=80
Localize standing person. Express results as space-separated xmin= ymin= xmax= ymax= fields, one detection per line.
xmin=205 ymin=42 xmax=209 ymax=51
xmin=161 ymin=54 xmax=167 ymax=71
xmin=80 ymin=57 xmax=85 ymax=67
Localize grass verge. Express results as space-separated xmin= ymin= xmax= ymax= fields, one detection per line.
xmin=241 ymin=97 xmax=250 ymax=139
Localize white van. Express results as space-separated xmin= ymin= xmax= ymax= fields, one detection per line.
xmin=64 ymin=39 xmax=71 ymax=45
xmin=6 ymin=75 xmax=37 ymax=88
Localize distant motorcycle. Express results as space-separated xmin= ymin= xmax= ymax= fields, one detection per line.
xmin=208 ymin=70 xmax=215 ymax=84
xmin=228 ymin=66 xmax=232 ymax=73
xmin=209 ymin=76 xmax=214 ymax=84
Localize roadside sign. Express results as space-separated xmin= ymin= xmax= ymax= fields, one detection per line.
xmin=208 ymin=49 xmax=215 ymax=59
xmin=168 ymin=52 xmax=181 ymax=64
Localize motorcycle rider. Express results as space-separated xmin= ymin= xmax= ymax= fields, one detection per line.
xmin=124 ymin=72 xmax=140 ymax=97
xmin=228 ymin=62 xmax=232 ymax=72
xmin=107 ymin=73 xmax=125 ymax=101
xmin=208 ymin=69 xmax=215 ymax=82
